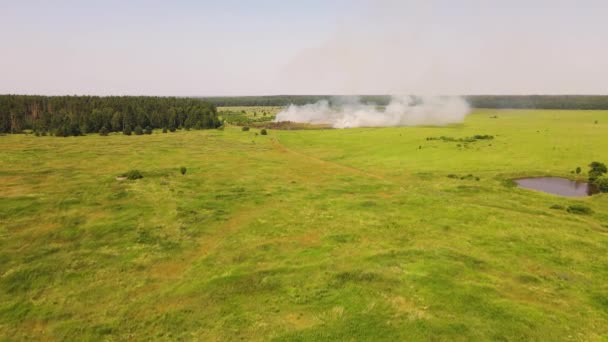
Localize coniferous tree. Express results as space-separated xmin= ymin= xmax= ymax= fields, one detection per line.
xmin=0 ymin=95 xmax=218 ymax=136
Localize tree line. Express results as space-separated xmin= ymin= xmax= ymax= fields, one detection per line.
xmin=465 ymin=95 xmax=608 ymax=110
xmin=202 ymin=95 xmax=391 ymax=107
xmin=201 ymin=95 xmax=608 ymax=110
xmin=0 ymin=95 xmax=221 ymax=136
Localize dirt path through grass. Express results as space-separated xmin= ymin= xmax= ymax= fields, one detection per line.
xmin=270 ymin=137 xmax=391 ymax=183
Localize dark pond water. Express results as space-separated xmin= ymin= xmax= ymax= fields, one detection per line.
xmin=515 ymin=177 xmax=594 ymax=197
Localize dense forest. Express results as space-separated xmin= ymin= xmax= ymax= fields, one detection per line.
xmin=0 ymin=95 xmax=220 ymax=135
xmin=202 ymin=95 xmax=608 ymax=109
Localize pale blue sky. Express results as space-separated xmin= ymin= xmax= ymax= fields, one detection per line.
xmin=1 ymin=0 xmax=607 ymax=95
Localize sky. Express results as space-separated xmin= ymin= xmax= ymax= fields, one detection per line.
xmin=1 ymin=0 xmax=607 ymax=96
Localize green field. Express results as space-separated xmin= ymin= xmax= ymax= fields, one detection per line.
xmin=218 ymin=106 xmax=281 ymax=125
xmin=1 ymin=109 xmax=608 ymax=340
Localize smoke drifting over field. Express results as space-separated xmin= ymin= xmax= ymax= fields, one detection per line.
xmin=275 ymin=96 xmax=470 ymax=128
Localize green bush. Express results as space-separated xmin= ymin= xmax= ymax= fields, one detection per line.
xmin=124 ymin=170 xmax=143 ymax=180
xmin=144 ymin=126 xmax=153 ymax=135
xmin=594 ymin=177 xmax=608 ymax=193
xmin=99 ymin=126 xmax=109 ymax=136
xmin=575 ymin=167 xmax=581 ymax=174
xmin=242 ymin=126 xmax=250 ymax=132
xmin=472 ymin=134 xmax=494 ymax=140
xmin=501 ymin=179 xmax=517 ymax=188
xmin=566 ymin=204 xmax=593 ymax=215
xmin=260 ymin=129 xmax=268 ymax=135
xmin=134 ymin=126 xmax=144 ymax=135
xmin=180 ymin=166 xmax=187 ymax=175
xmin=123 ymin=125 xmax=132 ymax=136
xmin=162 ymin=127 xmax=168 ymax=133
xmin=550 ymin=204 xmax=565 ymax=210
xmin=588 ymin=161 xmax=607 ymax=182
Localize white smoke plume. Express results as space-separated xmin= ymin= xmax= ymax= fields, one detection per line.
xmin=274 ymin=96 xmax=470 ymax=128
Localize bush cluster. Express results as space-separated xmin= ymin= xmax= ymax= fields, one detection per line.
xmin=426 ymin=135 xmax=493 ymax=143
xmin=124 ymin=170 xmax=143 ymax=180
xmin=566 ymin=204 xmax=593 ymax=215
xmin=588 ymin=161 xmax=608 ymax=193
xmin=447 ymin=174 xmax=480 ymax=181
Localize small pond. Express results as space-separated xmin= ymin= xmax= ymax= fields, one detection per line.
xmin=515 ymin=177 xmax=594 ymax=197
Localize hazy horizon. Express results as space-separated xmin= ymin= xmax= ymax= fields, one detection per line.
xmin=2 ymin=0 xmax=608 ymax=96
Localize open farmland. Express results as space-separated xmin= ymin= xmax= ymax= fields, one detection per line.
xmin=1 ymin=109 xmax=608 ymax=340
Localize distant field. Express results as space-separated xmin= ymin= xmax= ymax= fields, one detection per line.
xmin=218 ymin=106 xmax=282 ymax=125
xmin=1 ymin=109 xmax=608 ymax=340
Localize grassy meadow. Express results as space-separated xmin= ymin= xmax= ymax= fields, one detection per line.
xmin=1 ymin=109 xmax=608 ymax=340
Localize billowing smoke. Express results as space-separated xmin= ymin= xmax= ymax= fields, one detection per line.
xmin=274 ymin=96 xmax=470 ymax=128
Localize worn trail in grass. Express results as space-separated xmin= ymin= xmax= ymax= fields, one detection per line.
xmin=1 ymin=109 xmax=608 ymax=340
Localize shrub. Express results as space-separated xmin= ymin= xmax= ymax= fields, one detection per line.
xmin=124 ymin=125 xmax=132 ymax=136
xmin=162 ymin=127 xmax=168 ymax=133
xmin=550 ymin=204 xmax=565 ymax=210
xmin=134 ymin=126 xmax=143 ymax=135
xmin=260 ymin=129 xmax=268 ymax=135
xmin=426 ymin=135 xmax=492 ymax=143
xmin=169 ymin=123 xmax=176 ymax=132
xmin=594 ymin=177 xmax=608 ymax=193
xmin=447 ymin=174 xmax=459 ymax=179
xmin=242 ymin=126 xmax=250 ymax=132
xmin=144 ymin=126 xmax=153 ymax=135
xmin=180 ymin=166 xmax=187 ymax=175
xmin=588 ymin=161 xmax=607 ymax=182
xmin=566 ymin=204 xmax=593 ymax=215
xmin=99 ymin=126 xmax=109 ymax=136
xmin=124 ymin=170 xmax=143 ymax=180
xmin=55 ymin=123 xmax=82 ymax=137
xmin=501 ymin=179 xmax=517 ymax=188
xmin=575 ymin=167 xmax=581 ymax=174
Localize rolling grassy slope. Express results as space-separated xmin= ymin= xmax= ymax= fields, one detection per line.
xmin=1 ymin=109 xmax=607 ymax=340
